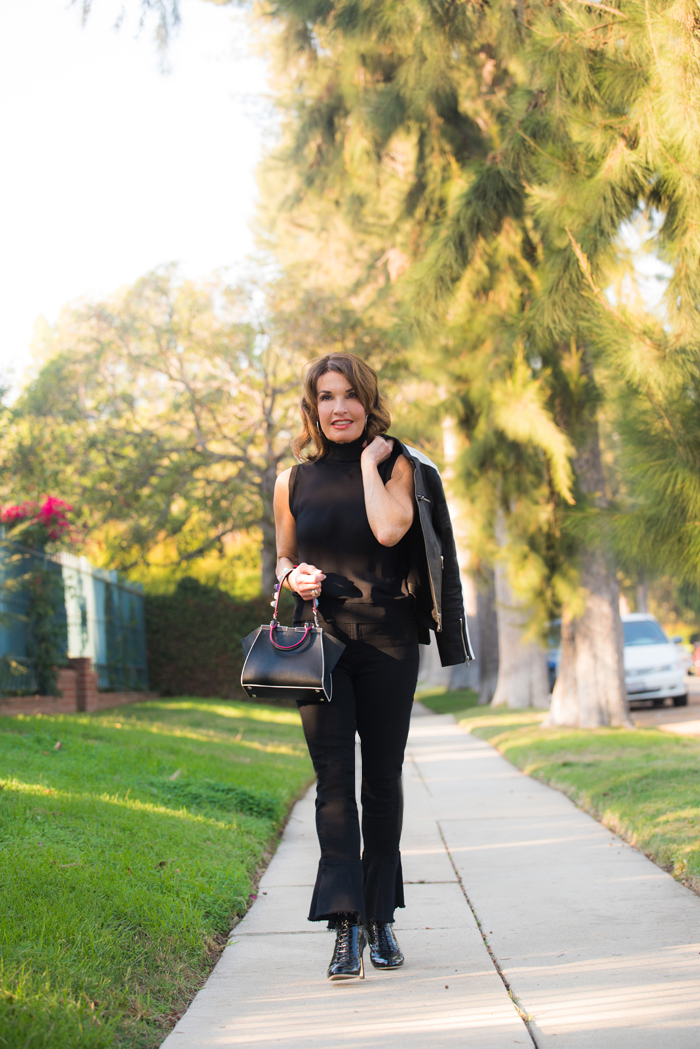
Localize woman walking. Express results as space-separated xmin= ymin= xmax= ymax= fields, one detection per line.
xmin=274 ymin=352 xmax=472 ymax=980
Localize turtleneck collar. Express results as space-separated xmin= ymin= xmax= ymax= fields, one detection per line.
xmin=324 ymin=435 xmax=365 ymax=462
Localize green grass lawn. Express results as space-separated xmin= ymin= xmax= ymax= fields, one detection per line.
xmin=0 ymin=698 xmax=313 ymax=1049
xmin=419 ymin=690 xmax=700 ymax=896
xmin=415 ymin=686 xmax=479 ymax=715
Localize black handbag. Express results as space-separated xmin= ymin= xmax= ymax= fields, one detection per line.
xmin=240 ymin=569 xmax=345 ymax=704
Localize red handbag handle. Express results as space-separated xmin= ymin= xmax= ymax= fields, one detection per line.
xmin=270 ymin=621 xmax=312 ymax=650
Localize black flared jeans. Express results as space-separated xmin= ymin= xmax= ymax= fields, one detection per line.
xmin=297 ymin=602 xmax=419 ymax=925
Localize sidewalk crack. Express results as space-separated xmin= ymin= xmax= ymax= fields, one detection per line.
xmin=437 ymin=820 xmax=540 ymax=1049
xmin=409 ymin=752 xmax=433 ymax=796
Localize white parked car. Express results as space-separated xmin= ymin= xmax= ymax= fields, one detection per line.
xmin=622 ymin=613 xmax=688 ymax=708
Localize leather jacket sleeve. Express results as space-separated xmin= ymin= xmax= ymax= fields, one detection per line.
xmin=398 ymin=439 xmax=474 ymax=668
xmin=425 ymin=466 xmax=474 ymax=667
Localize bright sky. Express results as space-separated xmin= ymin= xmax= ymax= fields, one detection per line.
xmin=0 ymin=0 xmax=268 ymax=390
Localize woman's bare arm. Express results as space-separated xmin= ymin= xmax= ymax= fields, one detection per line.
xmin=361 ymin=438 xmax=414 ymax=547
xmin=273 ymin=469 xmax=326 ymax=600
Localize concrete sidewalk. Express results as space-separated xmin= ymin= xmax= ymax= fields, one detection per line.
xmin=161 ymin=709 xmax=700 ymax=1048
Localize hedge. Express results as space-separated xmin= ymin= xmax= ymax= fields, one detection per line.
xmin=144 ymin=577 xmax=294 ymax=699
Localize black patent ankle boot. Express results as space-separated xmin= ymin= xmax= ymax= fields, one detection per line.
xmin=366 ymin=920 xmax=404 ymax=969
xmin=327 ymin=915 xmax=365 ymax=981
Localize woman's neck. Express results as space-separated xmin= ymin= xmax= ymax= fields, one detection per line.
xmin=324 ymin=435 xmax=365 ymax=462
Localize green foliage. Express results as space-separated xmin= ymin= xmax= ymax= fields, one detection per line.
xmin=144 ymin=577 xmax=294 ymax=699
xmin=0 ymin=698 xmax=313 ymax=1048
xmin=2 ymin=269 xmax=403 ymax=594
xmin=125 ymin=529 xmax=262 ymax=601
xmin=583 ymin=288 xmax=700 ymax=587
xmin=3 ymin=270 xmax=299 ymax=581
xmin=250 ymin=0 xmax=700 ymax=646
xmin=248 ymin=0 xmax=601 ymax=638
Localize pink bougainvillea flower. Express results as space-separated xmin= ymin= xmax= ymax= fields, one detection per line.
xmin=1 ymin=497 xmax=74 ymax=543
xmin=37 ymin=497 xmax=73 ymax=540
xmin=1 ymin=504 xmax=32 ymax=523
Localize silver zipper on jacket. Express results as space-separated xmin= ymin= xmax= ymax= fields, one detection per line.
xmin=459 ymin=617 xmax=468 ymax=661
xmin=459 ymin=617 xmax=474 ymax=663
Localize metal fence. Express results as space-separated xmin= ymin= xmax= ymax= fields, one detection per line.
xmin=0 ymin=544 xmax=67 ymax=695
xmin=0 ymin=542 xmax=148 ymax=695
xmin=60 ymin=552 xmax=149 ymax=691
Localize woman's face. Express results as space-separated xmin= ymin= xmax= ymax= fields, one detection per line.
xmin=316 ymin=370 xmax=367 ymax=444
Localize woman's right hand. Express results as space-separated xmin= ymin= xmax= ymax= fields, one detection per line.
xmin=289 ymin=563 xmax=326 ymax=601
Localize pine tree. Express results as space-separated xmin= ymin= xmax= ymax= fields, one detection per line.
xmin=245 ymin=0 xmax=616 ymax=721
xmin=244 ymin=0 xmax=700 ymax=726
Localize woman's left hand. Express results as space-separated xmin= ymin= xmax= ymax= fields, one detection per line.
xmin=361 ymin=435 xmax=394 ymax=467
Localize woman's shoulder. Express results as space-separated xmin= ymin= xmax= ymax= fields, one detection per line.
xmin=276 ymin=462 xmax=310 ymax=496
xmin=276 ymin=466 xmax=295 ymax=489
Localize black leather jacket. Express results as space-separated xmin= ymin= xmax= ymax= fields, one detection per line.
xmin=393 ymin=438 xmax=475 ymax=668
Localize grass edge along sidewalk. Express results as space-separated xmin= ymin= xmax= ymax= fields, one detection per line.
xmin=0 ymin=698 xmax=313 ymax=1049
xmin=419 ymin=688 xmax=700 ymax=896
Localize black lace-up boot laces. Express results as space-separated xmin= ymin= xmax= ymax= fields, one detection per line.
xmin=334 ymin=918 xmax=353 ymax=961
xmin=327 ymin=916 xmax=365 ymax=979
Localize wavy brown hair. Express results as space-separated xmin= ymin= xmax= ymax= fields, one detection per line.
xmin=291 ymin=353 xmax=392 ymax=462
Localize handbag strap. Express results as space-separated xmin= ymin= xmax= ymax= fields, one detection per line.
xmin=271 ymin=566 xmax=296 ymax=623
xmin=271 ymin=566 xmax=320 ymax=629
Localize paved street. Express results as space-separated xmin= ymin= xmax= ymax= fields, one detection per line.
xmin=161 ymin=707 xmax=700 ymax=1049
xmin=632 ymin=675 xmax=700 ymax=735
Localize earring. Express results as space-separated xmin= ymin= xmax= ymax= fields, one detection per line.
xmin=316 ymin=420 xmax=320 ymax=430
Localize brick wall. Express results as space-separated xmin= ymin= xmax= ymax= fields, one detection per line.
xmin=0 ymin=692 xmax=77 ymax=717
xmin=68 ymin=657 xmax=100 ymax=712
xmin=57 ymin=667 xmax=77 ymax=705
xmin=0 ymin=658 xmax=158 ymax=717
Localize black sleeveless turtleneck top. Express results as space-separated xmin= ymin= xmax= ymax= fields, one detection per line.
xmin=289 ymin=435 xmax=412 ymax=623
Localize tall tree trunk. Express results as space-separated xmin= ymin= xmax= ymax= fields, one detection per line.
xmin=441 ymin=415 xmax=479 ymax=691
xmin=636 ymin=574 xmax=648 ymax=614
xmin=491 ymin=510 xmax=550 ymax=709
xmin=260 ymin=462 xmax=278 ymax=597
xmin=545 ymin=425 xmax=632 ymax=728
xmin=477 ymin=570 xmax=499 ymax=704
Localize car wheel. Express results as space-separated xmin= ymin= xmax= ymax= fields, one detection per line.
xmin=673 ymin=694 xmax=689 ymax=707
